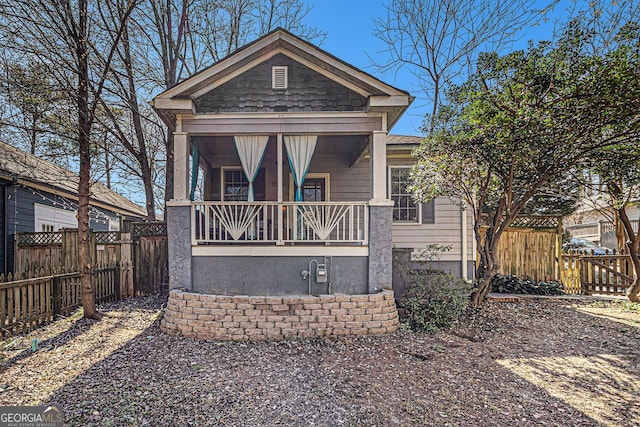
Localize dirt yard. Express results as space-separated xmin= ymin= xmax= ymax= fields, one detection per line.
xmin=1 ymin=295 xmax=639 ymax=426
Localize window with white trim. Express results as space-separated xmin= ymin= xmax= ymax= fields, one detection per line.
xmin=34 ymin=203 xmax=77 ymax=231
xmin=389 ymin=167 xmax=418 ymax=223
xmin=272 ymin=66 xmax=288 ymax=89
xmin=221 ymin=167 xmax=266 ymax=201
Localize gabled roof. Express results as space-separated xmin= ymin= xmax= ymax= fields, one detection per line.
xmin=0 ymin=141 xmax=146 ymax=218
xmin=152 ymin=28 xmax=412 ymax=128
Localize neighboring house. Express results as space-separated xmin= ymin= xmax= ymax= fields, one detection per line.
xmin=0 ymin=141 xmax=147 ymax=275
xmin=564 ymin=196 xmax=640 ymax=249
xmin=152 ymin=28 xmax=470 ymax=299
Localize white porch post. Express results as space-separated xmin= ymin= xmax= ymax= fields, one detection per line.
xmin=173 ymin=132 xmax=190 ymax=201
xmin=277 ymin=133 xmax=284 ymax=244
xmin=371 ymin=130 xmax=388 ymax=201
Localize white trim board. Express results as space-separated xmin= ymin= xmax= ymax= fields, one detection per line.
xmin=192 ymin=246 xmax=368 ymax=257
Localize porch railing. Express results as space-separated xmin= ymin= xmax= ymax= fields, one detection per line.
xmin=192 ymin=201 xmax=368 ymax=246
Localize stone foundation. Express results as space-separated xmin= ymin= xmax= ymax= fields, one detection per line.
xmin=161 ymin=289 xmax=400 ymax=341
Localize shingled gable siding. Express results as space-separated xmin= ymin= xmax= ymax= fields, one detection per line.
xmin=195 ymin=54 xmax=368 ymax=113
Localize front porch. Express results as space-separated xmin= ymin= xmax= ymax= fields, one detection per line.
xmin=166 ymin=128 xmax=393 ymax=296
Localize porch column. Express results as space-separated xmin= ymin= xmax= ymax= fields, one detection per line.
xmin=173 ymin=132 xmax=190 ymax=201
xmin=167 ymin=131 xmax=192 ymax=291
xmin=368 ymin=130 xmax=393 ymax=294
xmin=371 ymin=130 xmax=387 ymax=201
xmin=277 ymin=133 xmax=284 ymax=244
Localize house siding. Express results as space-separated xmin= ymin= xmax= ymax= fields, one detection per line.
xmin=387 ymin=159 xmax=475 ymax=264
xmin=195 ymin=54 xmax=367 ymax=114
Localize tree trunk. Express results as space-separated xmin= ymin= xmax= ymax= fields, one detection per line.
xmin=470 ymin=226 xmax=500 ymax=306
xmin=619 ymin=209 xmax=640 ymax=302
xmin=77 ymin=0 xmax=100 ymax=320
xmin=614 ymin=211 xmax=626 ymax=252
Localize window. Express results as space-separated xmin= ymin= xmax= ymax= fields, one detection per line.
xmin=302 ymin=178 xmax=326 ymax=202
xmin=272 ymin=66 xmax=288 ymax=89
xmin=389 ymin=167 xmax=436 ymax=224
xmin=221 ymin=168 xmax=266 ymax=201
xmin=289 ymin=173 xmax=330 ymax=201
xmin=389 ymin=167 xmax=418 ymax=222
xmin=223 ymin=169 xmax=249 ymax=201
xmin=34 ymin=203 xmax=77 ymax=231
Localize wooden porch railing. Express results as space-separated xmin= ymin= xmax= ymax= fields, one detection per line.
xmin=192 ymin=201 xmax=368 ymax=246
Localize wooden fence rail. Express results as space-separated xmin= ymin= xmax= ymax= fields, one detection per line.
xmin=0 ymin=265 xmax=119 ymax=337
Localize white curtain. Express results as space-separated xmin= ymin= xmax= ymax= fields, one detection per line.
xmin=234 ymin=135 xmax=269 ymax=201
xmin=284 ymin=135 xmax=317 ymax=201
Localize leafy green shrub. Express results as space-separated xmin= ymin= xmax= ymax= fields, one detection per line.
xmin=490 ymin=274 xmax=564 ymax=295
xmin=401 ymin=269 xmax=472 ymax=333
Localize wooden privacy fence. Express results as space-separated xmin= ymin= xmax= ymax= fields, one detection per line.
xmin=561 ymin=252 xmax=634 ymax=296
xmin=132 ymin=223 xmax=169 ymax=295
xmin=481 ymin=216 xmax=563 ymax=282
xmin=14 ymin=223 xmax=168 ymax=296
xmin=0 ymin=265 xmax=119 ymax=337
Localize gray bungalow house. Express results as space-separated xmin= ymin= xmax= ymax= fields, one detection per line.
xmin=0 ymin=141 xmax=146 ymax=275
xmin=154 ymin=29 xmax=471 ymax=340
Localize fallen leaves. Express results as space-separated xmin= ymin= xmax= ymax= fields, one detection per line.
xmin=1 ymin=296 xmax=639 ymax=426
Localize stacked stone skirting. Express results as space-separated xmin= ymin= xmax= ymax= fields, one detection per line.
xmin=161 ymin=290 xmax=399 ymax=341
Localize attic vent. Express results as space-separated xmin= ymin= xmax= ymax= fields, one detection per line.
xmin=272 ymin=66 xmax=288 ymax=89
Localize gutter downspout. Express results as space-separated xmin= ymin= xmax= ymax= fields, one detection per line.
xmin=461 ymin=204 xmax=468 ymax=281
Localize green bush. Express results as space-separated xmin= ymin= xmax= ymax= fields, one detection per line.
xmin=400 ymin=269 xmax=472 ymax=333
xmin=490 ymin=274 xmax=564 ymax=295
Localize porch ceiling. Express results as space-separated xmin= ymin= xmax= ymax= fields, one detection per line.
xmin=192 ymin=135 xmax=369 ymax=167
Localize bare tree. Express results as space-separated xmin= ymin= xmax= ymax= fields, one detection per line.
xmin=139 ymin=0 xmax=324 ymax=205
xmin=0 ymin=0 xmax=138 ymax=319
xmin=372 ymin=0 xmax=549 ymax=134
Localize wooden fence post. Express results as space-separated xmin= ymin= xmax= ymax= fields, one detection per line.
xmin=52 ymin=275 xmax=62 ymax=317
xmin=579 ymin=255 xmax=586 ymax=295
xmin=119 ymin=232 xmax=133 ymax=298
xmin=114 ymin=263 xmax=121 ymax=301
xmin=556 ymin=216 xmax=563 ymax=281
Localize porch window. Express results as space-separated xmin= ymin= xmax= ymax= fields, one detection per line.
xmin=303 ymin=178 xmax=326 ymax=202
xmin=222 ymin=167 xmax=266 ymax=201
xmin=389 ymin=167 xmax=435 ymax=224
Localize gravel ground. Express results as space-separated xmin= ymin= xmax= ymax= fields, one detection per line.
xmin=1 ymin=295 xmax=639 ymax=426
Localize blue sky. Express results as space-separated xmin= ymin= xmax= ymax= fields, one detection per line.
xmin=305 ymin=1 xmax=567 ymax=136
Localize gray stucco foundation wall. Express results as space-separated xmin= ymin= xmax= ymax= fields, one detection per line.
xmin=368 ymin=204 xmax=393 ymax=293
xmin=167 ymin=204 xmax=192 ymax=290
xmin=192 ymin=256 xmax=368 ymax=295
xmin=392 ymin=248 xmax=475 ymax=299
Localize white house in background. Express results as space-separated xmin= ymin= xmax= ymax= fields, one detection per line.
xmin=0 ymin=140 xmax=146 ymax=275
xmin=564 ymin=197 xmax=640 ymax=249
